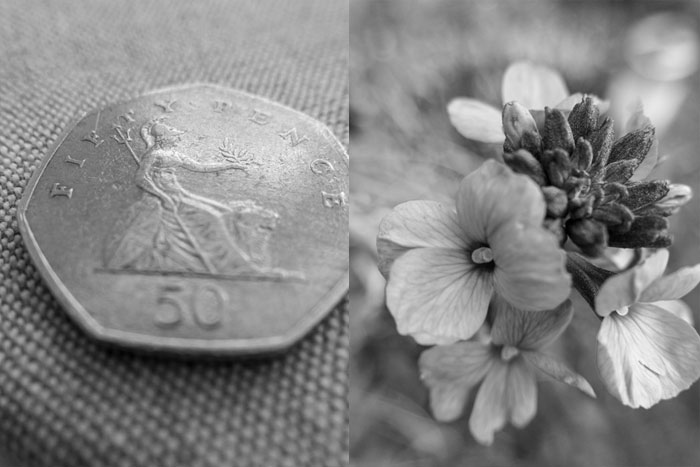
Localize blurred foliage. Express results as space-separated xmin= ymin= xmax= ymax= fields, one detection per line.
xmin=350 ymin=1 xmax=700 ymax=466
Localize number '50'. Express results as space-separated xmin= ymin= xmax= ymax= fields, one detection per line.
xmin=154 ymin=284 xmax=227 ymax=330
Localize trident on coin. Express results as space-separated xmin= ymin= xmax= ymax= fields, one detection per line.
xmin=112 ymin=125 xmax=140 ymax=165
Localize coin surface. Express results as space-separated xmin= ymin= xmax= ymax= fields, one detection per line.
xmin=17 ymin=84 xmax=348 ymax=355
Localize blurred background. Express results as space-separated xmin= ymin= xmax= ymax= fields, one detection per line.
xmin=350 ymin=1 xmax=700 ymax=466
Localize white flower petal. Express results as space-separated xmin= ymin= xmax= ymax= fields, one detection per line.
xmin=653 ymin=300 xmax=694 ymax=325
xmin=501 ymin=61 xmax=569 ymax=109
xmin=469 ymin=360 xmax=508 ymax=445
xmin=386 ymin=248 xmax=493 ymax=345
xmin=607 ymin=72 xmax=687 ymax=136
xmin=655 ymin=184 xmax=693 ymax=211
xmin=447 ymin=98 xmax=504 ymax=143
xmin=554 ymin=93 xmax=584 ymax=110
xmin=490 ymin=223 xmax=571 ymax=312
xmin=456 ymin=160 xmax=546 ymax=242
xmin=597 ymin=303 xmax=700 ymax=408
xmin=490 ymin=297 xmax=573 ymax=350
xmin=419 ymin=342 xmax=494 ymax=422
xmin=376 ymin=201 xmax=467 ymax=278
xmin=523 ymin=351 xmax=596 ymax=398
xmin=602 ymin=247 xmax=637 ymax=271
xmin=640 ymin=263 xmax=700 ymax=303
xmin=595 ymin=249 xmax=669 ymax=316
xmin=505 ymin=359 xmax=538 ymax=427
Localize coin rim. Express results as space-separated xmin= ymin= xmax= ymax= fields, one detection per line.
xmin=16 ymin=83 xmax=349 ymax=355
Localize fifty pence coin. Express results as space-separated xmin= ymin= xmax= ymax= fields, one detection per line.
xmin=17 ymin=84 xmax=348 ymax=355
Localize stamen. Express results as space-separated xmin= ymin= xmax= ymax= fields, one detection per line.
xmin=501 ymin=346 xmax=520 ymax=361
xmin=471 ymin=247 xmax=493 ymax=264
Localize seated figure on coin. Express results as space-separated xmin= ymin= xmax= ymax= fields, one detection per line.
xmin=105 ymin=120 xmax=278 ymax=276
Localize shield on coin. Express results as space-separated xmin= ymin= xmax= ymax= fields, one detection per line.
xmin=17 ymin=84 xmax=348 ymax=355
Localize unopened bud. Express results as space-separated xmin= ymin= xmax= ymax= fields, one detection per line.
xmin=521 ymin=130 xmax=543 ymax=156
xmin=656 ymin=184 xmax=692 ymax=211
xmin=592 ymin=202 xmax=634 ymax=232
xmin=642 ymin=184 xmax=694 ymax=216
xmin=603 ymin=159 xmax=639 ymax=184
xmin=566 ymin=218 xmax=608 ymax=257
xmin=588 ymin=185 xmax=605 ymax=207
xmin=564 ymin=175 xmax=591 ymax=200
xmin=543 ymin=107 xmax=575 ymax=152
xmin=502 ymin=102 xmax=539 ymax=150
xmin=608 ymin=125 xmax=656 ymax=165
xmin=541 ymin=148 xmax=571 ymax=187
xmin=503 ymin=149 xmax=546 ymax=185
xmin=570 ymin=138 xmax=593 ymax=171
xmin=622 ymin=180 xmax=669 ymax=211
xmin=568 ymin=96 xmax=599 ymax=140
xmin=569 ymin=195 xmax=595 ymax=219
xmin=601 ymin=182 xmax=629 ymax=204
xmin=541 ymin=186 xmax=568 ymax=218
xmin=588 ymin=117 xmax=615 ymax=173
xmin=608 ymin=215 xmax=670 ymax=249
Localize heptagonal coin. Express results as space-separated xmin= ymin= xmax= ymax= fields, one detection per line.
xmin=17 ymin=84 xmax=348 ymax=355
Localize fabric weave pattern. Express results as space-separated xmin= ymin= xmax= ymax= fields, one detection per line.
xmin=0 ymin=1 xmax=349 ymax=466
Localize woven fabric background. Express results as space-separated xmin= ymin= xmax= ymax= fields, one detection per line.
xmin=0 ymin=1 xmax=348 ymax=466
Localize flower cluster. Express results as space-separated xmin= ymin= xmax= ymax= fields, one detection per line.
xmin=377 ymin=61 xmax=700 ymax=445
xmin=501 ymin=98 xmax=685 ymax=258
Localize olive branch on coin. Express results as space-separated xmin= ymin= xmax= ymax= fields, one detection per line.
xmin=218 ymin=137 xmax=260 ymax=168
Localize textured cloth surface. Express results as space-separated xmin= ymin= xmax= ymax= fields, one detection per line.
xmin=0 ymin=1 xmax=348 ymax=466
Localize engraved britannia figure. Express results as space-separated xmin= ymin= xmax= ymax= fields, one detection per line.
xmin=106 ymin=120 xmax=280 ymax=275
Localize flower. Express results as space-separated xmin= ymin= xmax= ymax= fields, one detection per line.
xmin=448 ymin=61 xmax=582 ymax=144
xmin=448 ymin=61 xmax=693 ymax=257
xmin=594 ymin=249 xmax=700 ymax=408
xmin=420 ymin=296 xmax=594 ymax=445
xmin=376 ymin=160 xmax=571 ymax=345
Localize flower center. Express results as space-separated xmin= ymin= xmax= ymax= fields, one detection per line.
xmin=501 ymin=345 xmax=519 ymax=361
xmin=471 ymin=246 xmax=494 ymax=264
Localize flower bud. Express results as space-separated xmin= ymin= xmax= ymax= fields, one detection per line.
xmin=502 ymin=102 xmax=539 ymax=150
xmin=608 ymin=215 xmax=670 ymax=249
xmin=541 ymin=186 xmax=568 ymax=218
xmin=568 ymin=96 xmax=599 ymax=140
xmin=622 ymin=180 xmax=669 ymax=211
xmin=520 ymin=130 xmax=543 ymax=156
xmin=563 ymin=175 xmax=591 ymax=200
xmin=608 ymin=125 xmax=656 ymax=165
xmin=570 ymin=138 xmax=593 ymax=171
xmin=541 ymin=149 xmax=571 ymax=188
xmin=569 ymin=195 xmax=595 ymax=219
xmin=566 ymin=218 xmax=608 ymax=257
xmin=640 ymin=184 xmax=693 ymax=216
xmin=543 ymin=107 xmax=575 ymax=152
xmin=655 ymin=184 xmax=692 ymax=212
xmin=601 ymin=182 xmax=629 ymax=204
xmin=503 ymin=149 xmax=546 ymax=185
xmin=603 ymin=159 xmax=640 ymax=184
xmin=592 ymin=202 xmax=634 ymax=233
xmin=588 ymin=185 xmax=605 ymax=207
xmin=588 ymin=117 xmax=615 ymax=173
